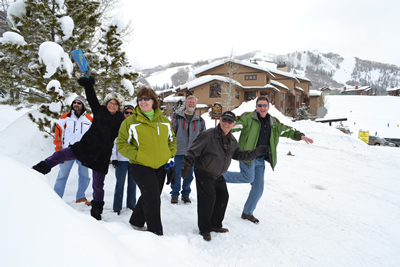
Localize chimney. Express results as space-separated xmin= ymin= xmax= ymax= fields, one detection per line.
xmin=277 ymin=62 xmax=288 ymax=72
xmin=355 ymin=86 xmax=358 ymax=89
xmin=344 ymin=87 xmax=346 ymax=91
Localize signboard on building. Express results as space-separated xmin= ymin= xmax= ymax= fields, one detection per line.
xmin=358 ymin=130 xmax=369 ymax=144
xmin=211 ymin=103 xmax=222 ymax=119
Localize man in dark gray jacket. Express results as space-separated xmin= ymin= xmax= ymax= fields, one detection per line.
xmin=170 ymin=95 xmax=206 ymax=204
xmin=180 ymin=111 xmax=268 ymax=241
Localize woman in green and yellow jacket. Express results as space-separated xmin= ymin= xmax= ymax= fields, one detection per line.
xmin=117 ymin=87 xmax=176 ymax=236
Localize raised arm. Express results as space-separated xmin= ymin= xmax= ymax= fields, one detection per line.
xmin=77 ymin=76 xmax=100 ymax=115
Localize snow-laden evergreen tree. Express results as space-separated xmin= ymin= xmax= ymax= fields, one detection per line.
xmin=96 ymin=18 xmax=138 ymax=101
xmin=0 ymin=0 xmax=102 ymax=137
xmin=295 ymin=103 xmax=311 ymax=121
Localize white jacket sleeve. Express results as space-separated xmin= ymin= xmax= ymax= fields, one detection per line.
xmin=111 ymin=138 xmax=118 ymax=161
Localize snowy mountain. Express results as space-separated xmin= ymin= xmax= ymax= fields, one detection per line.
xmin=138 ymin=50 xmax=400 ymax=94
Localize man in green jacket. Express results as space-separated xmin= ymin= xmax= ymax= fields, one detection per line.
xmin=224 ymin=96 xmax=313 ymax=223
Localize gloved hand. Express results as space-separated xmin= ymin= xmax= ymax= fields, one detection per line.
xmin=165 ymin=164 xmax=176 ymax=185
xmin=77 ymin=76 xmax=95 ymax=87
xmin=252 ymin=145 xmax=269 ymax=157
xmin=111 ymin=160 xmax=118 ymax=168
xmin=180 ymin=164 xmax=191 ymax=179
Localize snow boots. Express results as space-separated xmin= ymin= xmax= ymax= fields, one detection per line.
xmin=32 ymin=161 xmax=51 ymax=175
xmin=90 ymin=200 xmax=104 ymax=220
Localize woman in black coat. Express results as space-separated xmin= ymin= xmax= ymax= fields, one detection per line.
xmin=32 ymin=76 xmax=125 ymax=220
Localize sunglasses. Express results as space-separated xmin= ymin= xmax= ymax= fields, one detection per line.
xmin=108 ymin=102 xmax=119 ymax=107
xmin=124 ymin=111 xmax=132 ymax=115
xmin=257 ymin=104 xmax=269 ymax=108
xmin=222 ymin=118 xmax=235 ymax=124
xmin=73 ymin=101 xmax=82 ymax=105
xmin=138 ymin=97 xmax=151 ymax=102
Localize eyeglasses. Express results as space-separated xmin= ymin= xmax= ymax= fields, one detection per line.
xmin=73 ymin=101 xmax=82 ymax=105
xmin=257 ymin=104 xmax=269 ymax=108
xmin=222 ymin=118 xmax=235 ymax=124
xmin=108 ymin=102 xmax=119 ymax=107
xmin=138 ymin=97 xmax=151 ymax=102
xmin=124 ymin=111 xmax=132 ymax=115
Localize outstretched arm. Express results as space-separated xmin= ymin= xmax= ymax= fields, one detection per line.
xmin=301 ymin=136 xmax=313 ymax=144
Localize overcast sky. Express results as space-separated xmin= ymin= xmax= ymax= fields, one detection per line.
xmin=120 ymin=0 xmax=400 ymax=70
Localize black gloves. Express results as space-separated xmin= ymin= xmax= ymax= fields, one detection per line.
xmin=252 ymin=145 xmax=269 ymax=158
xmin=165 ymin=161 xmax=176 ymax=185
xmin=180 ymin=164 xmax=191 ymax=179
xmin=111 ymin=160 xmax=118 ymax=168
xmin=77 ymin=76 xmax=95 ymax=87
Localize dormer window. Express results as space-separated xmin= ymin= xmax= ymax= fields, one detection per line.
xmin=245 ymin=75 xmax=257 ymax=80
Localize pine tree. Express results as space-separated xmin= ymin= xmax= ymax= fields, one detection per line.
xmin=96 ymin=21 xmax=138 ymax=102
xmin=0 ymin=0 xmax=102 ymax=137
xmin=296 ymin=103 xmax=311 ymax=121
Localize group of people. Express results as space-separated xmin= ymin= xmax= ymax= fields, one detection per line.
xmin=32 ymin=75 xmax=313 ymax=241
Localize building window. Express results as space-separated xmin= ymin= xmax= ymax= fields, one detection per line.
xmin=296 ymin=95 xmax=300 ymax=103
xmin=235 ymin=89 xmax=240 ymax=99
xmin=209 ymin=83 xmax=221 ymax=98
xmin=245 ymin=75 xmax=257 ymax=80
xmin=280 ymin=93 xmax=284 ymax=102
xmin=260 ymin=91 xmax=269 ymax=98
xmin=244 ymin=91 xmax=256 ymax=100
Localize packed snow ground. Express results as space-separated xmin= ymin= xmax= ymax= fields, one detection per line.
xmin=0 ymin=96 xmax=399 ymax=266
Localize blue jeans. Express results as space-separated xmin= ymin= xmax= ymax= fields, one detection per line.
xmin=223 ymin=158 xmax=265 ymax=215
xmin=53 ymin=160 xmax=90 ymax=200
xmin=113 ymin=161 xmax=136 ymax=211
xmin=170 ymin=155 xmax=194 ymax=198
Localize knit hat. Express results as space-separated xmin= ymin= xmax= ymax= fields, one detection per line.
xmin=124 ymin=105 xmax=134 ymax=111
xmin=71 ymin=95 xmax=86 ymax=108
xmin=102 ymin=92 xmax=125 ymax=111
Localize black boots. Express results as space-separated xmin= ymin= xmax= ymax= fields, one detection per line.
xmin=90 ymin=200 xmax=104 ymax=220
xmin=32 ymin=161 xmax=51 ymax=174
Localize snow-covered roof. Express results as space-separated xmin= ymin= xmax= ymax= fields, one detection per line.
xmin=387 ymin=87 xmax=400 ymax=92
xmin=193 ymin=59 xmax=275 ymax=78
xmin=177 ymin=75 xmax=280 ymax=93
xmin=196 ymin=104 xmax=209 ymax=108
xmin=177 ymin=75 xmax=241 ymax=91
xmin=156 ymin=88 xmax=176 ymax=95
xmin=310 ymin=89 xmax=322 ymax=97
xmin=295 ymin=86 xmax=305 ymax=93
xmin=267 ymin=68 xmax=300 ymax=83
xmin=241 ymin=84 xmax=280 ymax=93
xmin=293 ymin=73 xmax=312 ymax=85
xmin=162 ymin=95 xmax=185 ymax=103
xmin=342 ymin=86 xmax=372 ymax=92
xmin=270 ymin=80 xmax=289 ymax=91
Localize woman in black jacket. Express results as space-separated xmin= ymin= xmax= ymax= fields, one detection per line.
xmin=32 ymin=76 xmax=125 ymax=220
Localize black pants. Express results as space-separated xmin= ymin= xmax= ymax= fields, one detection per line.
xmin=195 ymin=168 xmax=229 ymax=233
xmin=129 ymin=164 xmax=165 ymax=235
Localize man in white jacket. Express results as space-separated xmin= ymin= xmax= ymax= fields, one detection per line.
xmin=53 ymin=96 xmax=93 ymax=205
